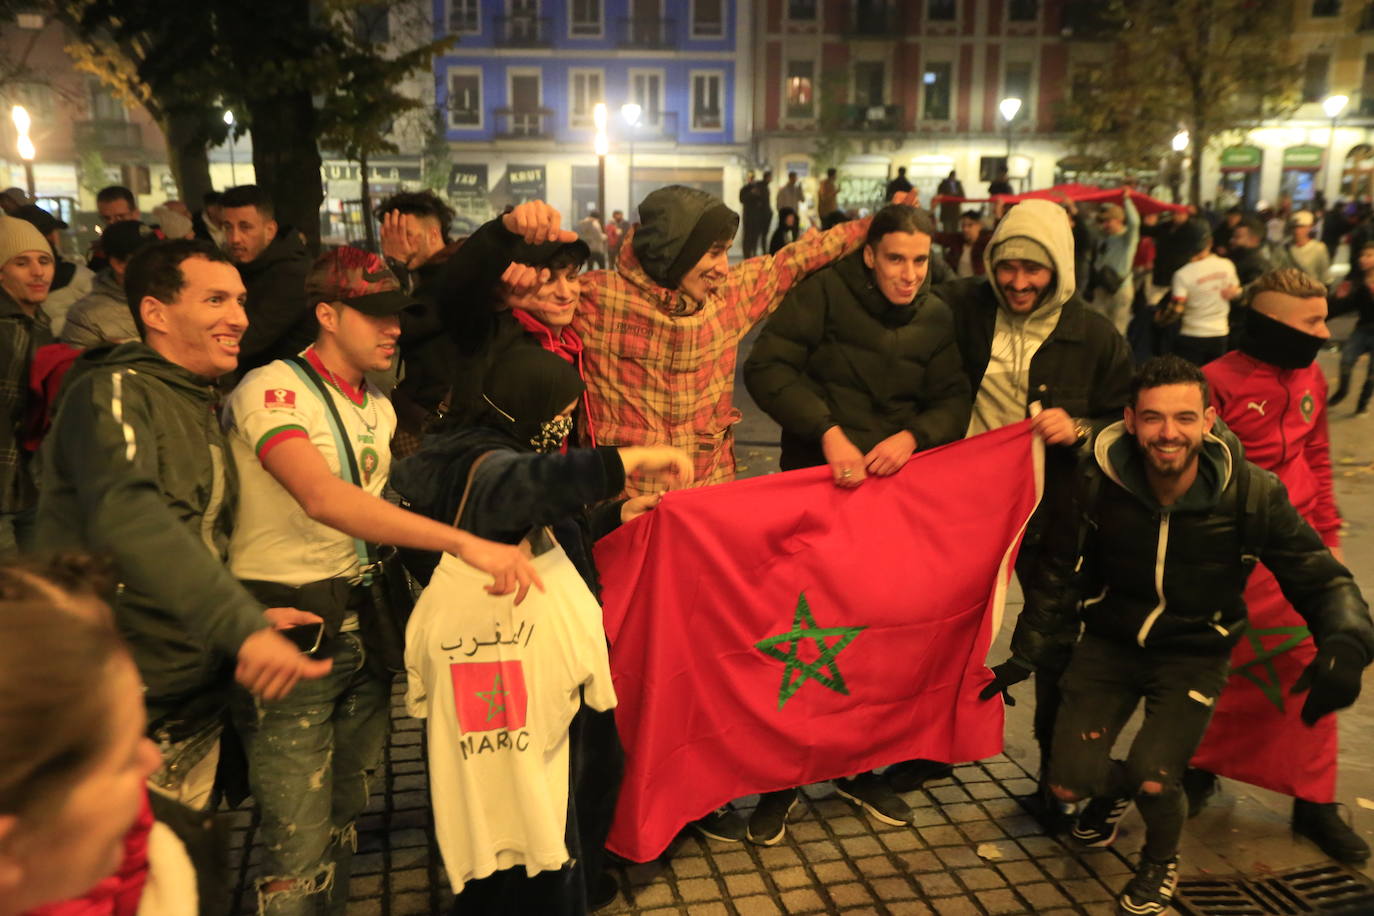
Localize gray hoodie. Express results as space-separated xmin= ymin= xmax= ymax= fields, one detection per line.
xmin=966 ymin=198 xmax=1077 ymax=436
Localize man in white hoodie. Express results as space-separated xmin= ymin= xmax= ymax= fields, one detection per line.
xmin=886 ymin=199 xmax=1134 ymax=803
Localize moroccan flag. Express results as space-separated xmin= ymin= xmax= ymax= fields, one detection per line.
xmin=595 ymin=421 xmax=1043 ymax=861
xmin=1189 ymin=564 xmax=1338 ymax=802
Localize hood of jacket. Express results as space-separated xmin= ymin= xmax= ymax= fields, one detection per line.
xmin=982 ymin=199 xmax=1077 ymax=316
xmin=1093 ymin=417 xmax=1239 ymax=513
xmin=63 ymin=340 xmax=219 ymax=406
xmin=391 ymin=426 xmax=522 ymax=526
xmin=236 ymin=224 xmax=309 ymax=282
xmin=91 ymin=267 xmax=125 ymax=302
xmin=631 ymin=185 xmax=738 ymax=300
xmin=832 ymin=248 xmax=930 ymax=326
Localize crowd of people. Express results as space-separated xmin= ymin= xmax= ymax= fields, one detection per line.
xmin=0 ymin=169 xmax=1371 ymax=916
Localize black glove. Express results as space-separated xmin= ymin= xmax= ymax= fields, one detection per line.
xmin=979 ymin=659 xmax=1033 ymax=706
xmin=1291 ymin=641 xmax=1367 ymax=726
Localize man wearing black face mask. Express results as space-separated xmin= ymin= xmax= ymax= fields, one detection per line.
xmin=1181 ymin=268 xmax=1368 ymax=865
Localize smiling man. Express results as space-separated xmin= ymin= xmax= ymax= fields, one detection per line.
xmin=987 ymin=355 xmax=1374 ymax=916
xmin=741 ymin=203 xmax=970 ymax=840
xmin=0 ymin=214 xmax=55 ymax=553
xmin=223 ymin=247 xmax=541 ymax=914
xmin=37 ymin=239 xmax=334 ymax=840
xmin=574 ymin=184 xmax=902 ymax=503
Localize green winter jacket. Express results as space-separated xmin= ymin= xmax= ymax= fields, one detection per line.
xmin=36 ymin=342 xmax=267 ymax=729
xmin=743 ymin=248 xmax=971 ymax=468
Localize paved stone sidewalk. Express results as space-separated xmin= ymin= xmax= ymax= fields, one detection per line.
xmin=226 ymin=681 xmax=1144 ymax=916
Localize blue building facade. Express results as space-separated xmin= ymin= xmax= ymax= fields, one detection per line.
xmin=430 ymin=0 xmax=751 ymax=230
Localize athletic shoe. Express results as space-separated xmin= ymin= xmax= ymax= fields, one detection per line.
xmin=1071 ymin=794 xmax=1132 ymax=847
xmin=1116 ymin=856 xmax=1178 ymax=916
xmin=835 ymin=773 xmax=916 ymax=826
xmin=1182 ymin=767 xmax=1219 ymax=818
xmin=884 ymin=758 xmax=955 ymax=792
xmin=691 ymin=805 xmax=748 ymax=843
xmin=1292 ymin=799 xmax=1371 ymax=865
xmin=747 ymin=789 xmax=800 ymax=846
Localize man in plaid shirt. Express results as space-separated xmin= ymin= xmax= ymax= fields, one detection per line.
xmin=575 ymin=185 xmax=912 ymax=497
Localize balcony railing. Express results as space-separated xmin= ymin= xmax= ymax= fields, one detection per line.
xmin=624 ymin=111 xmax=679 ymax=142
xmin=493 ymin=107 xmax=554 ymax=138
xmin=74 ymin=119 xmax=143 ymax=150
xmin=847 ymin=6 xmax=898 ymax=36
xmin=494 ymin=14 xmax=551 ymax=47
xmin=840 ymin=104 xmax=901 ymax=132
xmin=617 ymin=16 xmax=675 ymax=49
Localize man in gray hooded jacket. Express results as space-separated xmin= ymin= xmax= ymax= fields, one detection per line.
xmin=886 ymin=198 xmax=1134 ymax=799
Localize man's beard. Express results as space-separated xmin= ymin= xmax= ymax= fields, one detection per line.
xmin=1142 ymin=436 xmax=1202 ymax=478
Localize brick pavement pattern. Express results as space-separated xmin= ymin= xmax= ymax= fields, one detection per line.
xmin=228 ymin=683 xmax=1146 ymax=916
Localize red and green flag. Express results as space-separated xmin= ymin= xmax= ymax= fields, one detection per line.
xmin=595 ymin=421 xmax=1043 ymax=861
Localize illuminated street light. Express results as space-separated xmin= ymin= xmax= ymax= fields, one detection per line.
xmin=11 ymin=104 xmax=35 ymax=196
xmin=1172 ymin=130 xmax=1190 ymax=152
xmin=223 ymin=110 xmax=238 ymax=185
xmin=1323 ymin=94 xmax=1349 ymax=120
xmin=999 ymin=97 xmax=1022 ymax=180
xmin=620 ymin=103 xmax=642 ymax=209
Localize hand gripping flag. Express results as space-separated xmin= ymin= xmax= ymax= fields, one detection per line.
xmin=595 ymin=421 xmax=1043 ymax=861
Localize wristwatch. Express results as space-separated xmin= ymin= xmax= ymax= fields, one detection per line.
xmin=1073 ymin=419 xmax=1092 ymax=444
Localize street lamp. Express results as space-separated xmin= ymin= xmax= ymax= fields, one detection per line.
xmin=223 ymin=109 xmax=238 ymax=186
xmin=999 ymin=97 xmax=1021 ymax=189
xmin=1323 ymin=93 xmax=1348 ymax=201
xmin=1170 ymin=130 xmax=1190 ymax=204
xmin=593 ymin=102 xmax=608 ymax=223
xmin=11 ymin=105 xmax=35 ymax=197
xmin=620 ymin=102 xmax=641 ymax=211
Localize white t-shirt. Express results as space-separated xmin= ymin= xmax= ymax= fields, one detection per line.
xmin=225 ymin=351 xmax=396 ymax=585
xmin=405 ymin=543 xmax=617 ymax=894
xmin=1171 ymin=255 xmax=1238 ymax=338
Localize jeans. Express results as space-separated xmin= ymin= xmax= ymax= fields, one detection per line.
xmin=235 ymin=631 xmax=391 ymax=916
xmin=1049 ymin=635 xmax=1230 ymax=861
xmin=1174 ymin=334 xmax=1228 ymax=368
xmin=1092 ymin=282 xmax=1134 ymax=338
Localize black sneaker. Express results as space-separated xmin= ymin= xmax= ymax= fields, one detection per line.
xmin=1292 ymin=799 xmax=1371 ymax=865
xmin=1072 ymin=794 xmax=1131 ymax=847
xmin=1116 ymin=856 xmax=1178 ymax=916
xmin=747 ymin=788 xmax=800 ymax=846
xmin=1182 ymin=768 xmax=1219 ymax=818
xmin=835 ymin=773 xmax=916 ymax=826
xmin=691 ymin=805 xmax=747 ymax=843
xmin=884 ymin=759 xmax=955 ymax=792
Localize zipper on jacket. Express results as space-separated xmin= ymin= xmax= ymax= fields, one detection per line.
xmin=1136 ymin=513 xmax=1171 ymax=646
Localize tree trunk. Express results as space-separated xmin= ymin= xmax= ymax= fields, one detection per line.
xmin=247 ymin=91 xmax=324 ymax=255
xmin=359 ymin=149 xmax=376 ymax=252
xmin=1189 ymin=129 xmax=1207 ymax=209
xmin=161 ymin=107 xmax=213 ymax=206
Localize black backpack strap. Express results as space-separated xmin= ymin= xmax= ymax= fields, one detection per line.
xmin=1236 ymin=461 xmax=1268 ymax=565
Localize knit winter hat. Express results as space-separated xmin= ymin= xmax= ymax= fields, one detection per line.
xmin=0 ymin=214 xmax=52 ymax=267
xmin=990 ymin=236 xmax=1052 ymax=270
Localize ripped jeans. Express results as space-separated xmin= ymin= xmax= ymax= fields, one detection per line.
xmin=234 ymin=631 xmax=391 ymax=916
xmin=1049 ymin=634 xmax=1230 ymax=861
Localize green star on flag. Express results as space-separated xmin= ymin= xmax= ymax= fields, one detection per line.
xmin=1234 ymin=625 xmax=1310 ymax=712
xmin=755 ymin=592 xmax=866 ymax=710
xmin=476 ymin=674 xmax=511 ymax=722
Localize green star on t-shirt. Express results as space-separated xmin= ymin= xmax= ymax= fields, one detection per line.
xmin=756 ymin=592 xmax=866 ymax=710
xmin=476 ymin=674 xmax=510 ymax=722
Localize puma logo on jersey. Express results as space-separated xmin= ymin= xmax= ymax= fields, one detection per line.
xmin=1246 ymin=401 xmax=1267 ymax=416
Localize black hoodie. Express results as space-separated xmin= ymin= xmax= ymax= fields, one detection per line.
xmin=236 ymin=225 xmax=313 ymax=373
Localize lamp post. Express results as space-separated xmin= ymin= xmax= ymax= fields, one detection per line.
xmin=620 ymin=102 xmax=641 ymax=211
xmin=999 ymin=96 xmax=1021 ymax=157
xmin=11 ymin=105 xmax=35 ymax=197
xmin=593 ymin=103 xmax=608 ymax=223
xmin=1171 ymin=129 xmax=1190 ymax=204
xmin=223 ymin=110 xmax=238 ymax=186
xmin=1323 ymin=93 xmax=1348 ymax=202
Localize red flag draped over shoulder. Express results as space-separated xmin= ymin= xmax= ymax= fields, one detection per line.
xmin=595 ymin=421 xmax=1043 ymax=861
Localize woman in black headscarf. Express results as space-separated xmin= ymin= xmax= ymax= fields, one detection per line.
xmin=391 ymin=348 xmax=690 ymax=916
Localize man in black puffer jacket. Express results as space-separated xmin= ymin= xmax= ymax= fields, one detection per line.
xmin=986 ymin=355 xmax=1374 ymax=916
xmin=742 ymin=203 xmax=970 ymax=843
xmin=744 ymin=203 xmax=970 ymax=482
